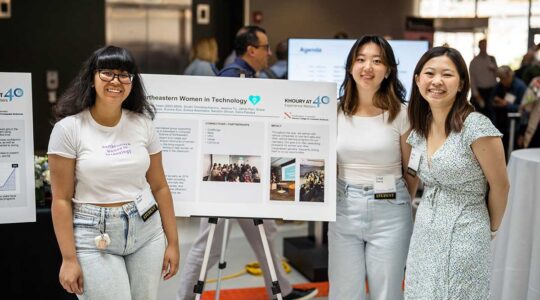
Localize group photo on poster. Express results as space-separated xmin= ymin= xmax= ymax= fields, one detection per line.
xmin=202 ymin=154 xmax=261 ymax=183
xmin=299 ymin=159 xmax=325 ymax=203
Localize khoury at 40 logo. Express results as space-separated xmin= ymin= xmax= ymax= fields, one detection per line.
xmin=0 ymin=88 xmax=24 ymax=102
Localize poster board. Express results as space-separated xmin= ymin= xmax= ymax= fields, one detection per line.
xmin=0 ymin=72 xmax=36 ymax=224
xmin=143 ymin=75 xmax=336 ymax=221
xmin=288 ymin=38 xmax=429 ymax=99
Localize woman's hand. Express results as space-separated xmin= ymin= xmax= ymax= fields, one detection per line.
xmin=59 ymin=259 xmax=84 ymax=294
xmin=162 ymin=243 xmax=180 ymax=280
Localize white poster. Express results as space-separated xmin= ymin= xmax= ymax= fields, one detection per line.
xmin=0 ymin=72 xmax=35 ymax=224
xmin=143 ymin=75 xmax=337 ymax=221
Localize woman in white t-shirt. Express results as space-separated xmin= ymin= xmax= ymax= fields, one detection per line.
xmin=329 ymin=36 xmax=418 ymax=300
xmin=47 ymin=46 xmax=179 ymax=300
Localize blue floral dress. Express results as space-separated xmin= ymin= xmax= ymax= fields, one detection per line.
xmin=404 ymin=112 xmax=502 ymax=299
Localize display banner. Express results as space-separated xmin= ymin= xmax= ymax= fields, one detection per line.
xmin=0 ymin=72 xmax=35 ymax=224
xmin=143 ymin=75 xmax=336 ymax=221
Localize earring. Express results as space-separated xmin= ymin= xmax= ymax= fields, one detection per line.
xmin=384 ymin=74 xmax=389 ymax=79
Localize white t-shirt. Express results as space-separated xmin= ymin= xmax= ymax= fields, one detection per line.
xmin=337 ymin=104 xmax=410 ymax=184
xmin=47 ymin=109 xmax=162 ymax=204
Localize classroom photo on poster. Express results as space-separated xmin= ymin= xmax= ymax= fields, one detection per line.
xmin=269 ymin=157 xmax=295 ymax=202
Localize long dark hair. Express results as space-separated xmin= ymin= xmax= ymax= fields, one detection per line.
xmin=408 ymin=46 xmax=474 ymax=138
xmin=338 ymin=35 xmax=406 ymax=122
xmin=53 ymin=45 xmax=155 ymax=121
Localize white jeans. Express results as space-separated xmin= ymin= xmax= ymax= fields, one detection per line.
xmin=176 ymin=218 xmax=292 ymax=300
xmin=328 ymin=179 xmax=413 ymax=300
xmin=73 ymin=202 xmax=165 ymax=300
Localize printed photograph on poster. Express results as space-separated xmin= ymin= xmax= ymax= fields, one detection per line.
xmin=269 ymin=157 xmax=295 ymax=201
xmin=202 ymin=154 xmax=261 ymax=183
xmin=299 ymin=159 xmax=325 ymax=203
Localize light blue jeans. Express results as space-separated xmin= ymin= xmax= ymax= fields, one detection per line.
xmin=72 ymin=202 xmax=165 ymax=300
xmin=328 ymin=178 xmax=413 ymax=300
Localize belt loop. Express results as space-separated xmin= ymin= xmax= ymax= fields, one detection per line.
xmin=344 ymin=183 xmax=349 ymax=197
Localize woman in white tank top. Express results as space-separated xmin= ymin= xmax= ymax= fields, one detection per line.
xmin=329 ymin=35 xmax=418 ymax=300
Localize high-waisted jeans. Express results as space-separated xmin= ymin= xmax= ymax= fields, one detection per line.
xmin=72 ymin=202 xmax=165 ymax=300
xmin=328 ymin=178 xmax=413 ymax=300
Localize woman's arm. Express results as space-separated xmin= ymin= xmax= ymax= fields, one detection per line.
xmin=400 ymin=130 xmax=419 ymax=200
xmin=472 ymin=136 xmax=510 ymax=233
xmin=146 ymin=152 xmax=180 ymax=280
xmin=49 ymin=154 xmax=84 ymax=295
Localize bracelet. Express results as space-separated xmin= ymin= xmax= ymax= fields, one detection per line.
xmin=490 ymin=229 xmax=498 ymax=237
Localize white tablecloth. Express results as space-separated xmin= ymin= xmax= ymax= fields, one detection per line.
xmin=490 ymin=149 xmax=540 ymax=300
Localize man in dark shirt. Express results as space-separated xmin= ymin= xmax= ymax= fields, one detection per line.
xmin=492 ymin=65 xmax=527 ymax=154
xmin=177 ymin=26 xmax=318 ymax=300
xmin=219 ymin=26 xmax=271 ymax=78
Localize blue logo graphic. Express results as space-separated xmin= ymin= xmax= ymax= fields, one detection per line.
xmin=0 ymin=88 xmax=24 ymax=101
xmin=249 ymin=95 xmax=261 ymax=105
xmin=313 ymin=96 xmax=330 ymax=107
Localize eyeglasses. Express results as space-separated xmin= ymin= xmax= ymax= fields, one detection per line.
xmin=97 ymin=69 xmax=134 ymax=84
xmin=253 ymin=44 xmax=271 ymax=52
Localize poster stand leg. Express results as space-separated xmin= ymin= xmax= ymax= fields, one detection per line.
xmin=254 ymin=219 xmax=283 ymax=300
xmin=194 ymin=217 xmax=218 ymax=300
xmin=214 ymin=218 xmax=230 ymax=300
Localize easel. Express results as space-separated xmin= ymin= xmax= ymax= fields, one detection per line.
xmin=193 ymin=217 xmax=284 ymax=300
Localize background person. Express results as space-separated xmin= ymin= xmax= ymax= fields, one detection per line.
xmin=492 ymin=65 xmax=527 ymax=154
xmin=260 ymin=40 xmax=288 ymax=79
xmin=330 ymin=35 xmax=417 ymax=300
xmin=48 ymin=45 xmax=179 ymax=300
xmin=469 ymin=39 xmax=498 ymax=121
xmin=184 ymin=37 xmax=219 ymax=76
xmin=405 ymin=46 xmax=509 ymax=299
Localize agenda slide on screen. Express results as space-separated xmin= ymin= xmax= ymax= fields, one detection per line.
xmin=0 ymin=72 xmax=36 ymax=224
xmin=288 ymin=38 xmax=429 ymax=99
xmin=142 ymin=74 xmax=337 ymax=221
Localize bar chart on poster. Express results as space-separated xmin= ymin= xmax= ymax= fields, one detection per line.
xmin=0 ymin=163 xmax=19 ymax=193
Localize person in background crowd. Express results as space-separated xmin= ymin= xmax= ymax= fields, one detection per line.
xmin=177 ymin=26 xmax=318 ymax=300
xmin=334 ymin=31 xmax=349 ymax=39
xmin=331 ymin=35 xmax=417 ymax=300
xmin=469 ymin=39 xmax=498 ymax=121
xmin=522 ymin=46 xmax=540 ymax=85
xmin=521 ymin=76 xmax=540 ymax=147
xmin=515 ymin=46 xmax=536 ymax=80
xmin=405 ymin=46 xmax=509 ymax=299
xmin=260 ymin=41 xmax=288 ymax=79
xmin=184 ymin=37 xmax=219 ymax=76
xmin=223 ymin=27 xmax=249 ymax=67
xmin=492 ymin=65 xmax=527 ymax=154
xmin=48 ymin=46 xmax=179 ymax=300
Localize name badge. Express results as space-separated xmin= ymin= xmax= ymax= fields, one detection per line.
xmin=504 ymin=93 xmax=516 ymax=104
xmin=374 ymin=175 xmax=396 ymax=200
xmin=135 ymin=187 xmax=159 ymax=222
xmin=407 ymin=148 xmax=421 ymax=177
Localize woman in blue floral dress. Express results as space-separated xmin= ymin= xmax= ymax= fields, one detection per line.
xmin=405 ymin=46 xmax=510 ymax=299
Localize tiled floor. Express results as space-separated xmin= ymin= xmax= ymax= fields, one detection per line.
xmin=158 ymin=217 xmax=328 ymax=300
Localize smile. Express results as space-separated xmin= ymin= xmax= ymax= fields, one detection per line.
xmin=106 ymin=88 xmax=123 ymax=93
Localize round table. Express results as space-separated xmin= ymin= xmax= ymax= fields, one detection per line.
xmin=490 ymin=148 xmax=540 ymax=300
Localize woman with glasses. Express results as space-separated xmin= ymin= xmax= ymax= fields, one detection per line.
xmin=47 ymin=45 xmax=179 ymax=300
xmin=330 ymin=35 xmax=417 ymax=300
